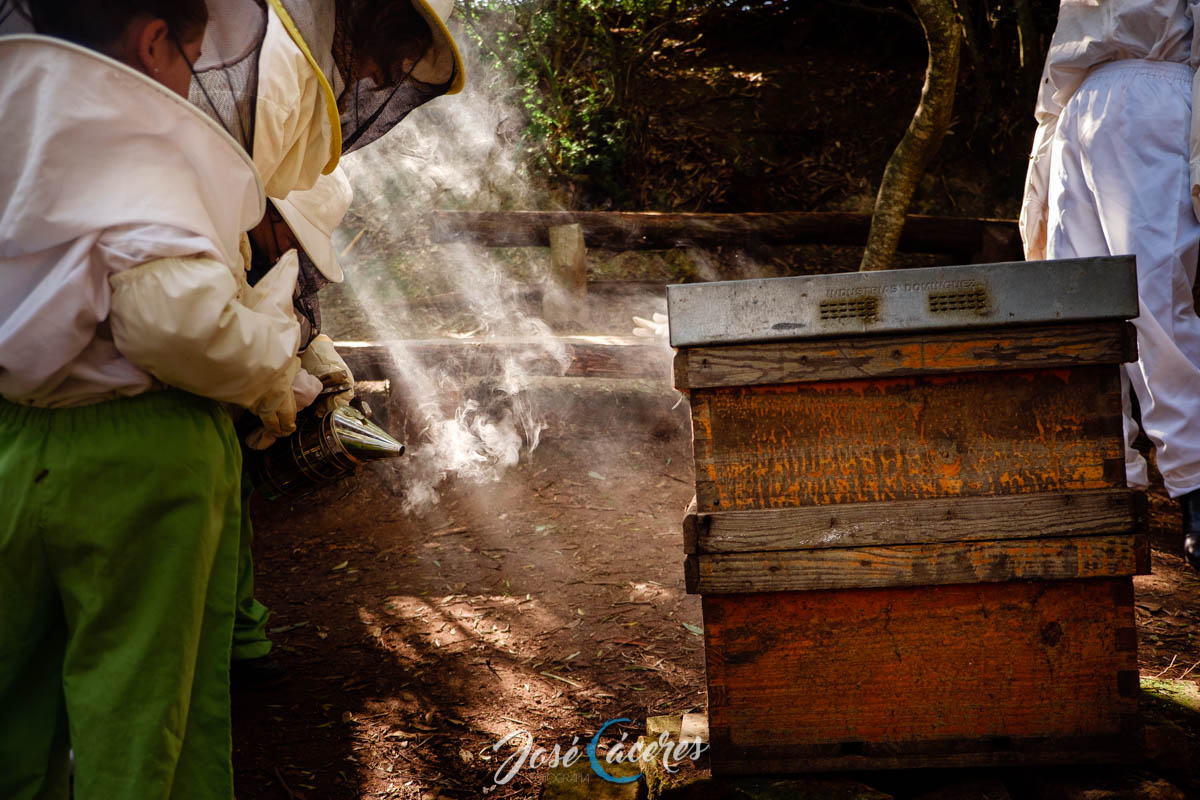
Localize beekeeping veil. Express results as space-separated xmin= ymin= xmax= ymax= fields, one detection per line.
xmin=191 ymin=0 xmax=463 ymax=157
xmin=0 ymin=2 xmax=33 ymax=34
xmin=338 ymin=0 xmax=464 ymax=152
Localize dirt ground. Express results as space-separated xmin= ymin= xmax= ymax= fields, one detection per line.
xmin=1136 ymin=489 xmax=1200 ymax=697
xmin=232 ymin=369 xmax=1200 ymax=799
xmin=234 ymin=392 xmax=703 ymax=799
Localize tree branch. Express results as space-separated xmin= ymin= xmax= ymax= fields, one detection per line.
xmin=859 ymin=0 xmax=961 ymax=272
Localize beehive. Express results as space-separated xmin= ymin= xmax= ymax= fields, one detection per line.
xmin=668 ymin=256 xmax=1148 ymax=774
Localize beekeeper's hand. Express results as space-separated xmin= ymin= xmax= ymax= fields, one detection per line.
xmin=245 ymin=365 xmax=323 ymax=449
xmin=249 ymin=356 xmax=303 ymax=443
xmin=301 ymin=334 xmax=355 ymax=416
xmin=632 ymin=312 xmax=669 ymax=339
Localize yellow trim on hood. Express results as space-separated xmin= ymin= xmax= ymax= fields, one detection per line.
xmin=265 ymin=0 xmax=342 ymax=174
xmin=411 ymin=0 xmax=465 ymax=95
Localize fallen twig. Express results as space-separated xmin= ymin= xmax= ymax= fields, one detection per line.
xmin=273 ymin=766 xmax=298 ymax=800
xmin=500 ymin=715 xmax=533 ymax=727
xmin=1153 ymin=654 xmax=1179 ymax=679
xmin=1176 ymin=659 xmax=1200 ymax=681
xmin=540 ymin=671 xmax=583 ymax=688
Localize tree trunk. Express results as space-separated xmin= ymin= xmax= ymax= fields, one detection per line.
xmin=859 ymin=0 xmax=961 ymax=272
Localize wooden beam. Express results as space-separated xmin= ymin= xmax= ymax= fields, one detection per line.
xmin=335 ymin=336 xmax=673 ymax=383
xmin=674 ymin=321 xmax=1138 ymax=391
xmin=543 ymin=223 xmax=590 ymax=328
xmin=683 ymin=489 xmax=1144 ymax=555
xmin=428 ymin=210 xmax=1022 ymax=259
xmin=684 ymin=534 xmax=1139 ymax=594
xmin=403 ymin=280 xmax=666 ymax=314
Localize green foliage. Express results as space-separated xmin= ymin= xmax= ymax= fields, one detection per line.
xmin=457 ymin=0 xmax=779 ymax=207
xmin=448 ymin=0 xmax=1057 ymax=215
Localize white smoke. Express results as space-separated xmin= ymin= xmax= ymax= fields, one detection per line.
xmin=333 ymin=18 xmax=570 ymax=514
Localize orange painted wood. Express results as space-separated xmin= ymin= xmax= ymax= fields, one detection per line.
xmin=674 ymin=322 xmax=1136 ymax=390
xmin=690 ymin=366 xmax=1124 ymax=512
xmin=703 ymin=578 xmax=1139 ymax=773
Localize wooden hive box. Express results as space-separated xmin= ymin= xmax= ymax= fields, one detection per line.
xmin=667 ymin=257 xmax=1149 ymax=774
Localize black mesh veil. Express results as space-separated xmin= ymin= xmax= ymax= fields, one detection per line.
xmin=0 ymin=2 xmax=36 ymax=34
xmin=189 ymin=0 xmax=267 ymax=152
xmin=339 ymin=69 xmax=453 ymax=153
xmin=331 ymin=0 xmax=460 ymax=154
xmin=190 ymin=0 xmax=457 ymax=156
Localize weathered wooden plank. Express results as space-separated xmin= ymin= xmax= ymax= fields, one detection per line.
xmin=404 ymin=279 xmax=666 ymax=314
xmin=691 ymin=366 xmax=1125 ymax=512
xmin=335 ymin=336 xmax=672 ymax=383
xmin=686 ymin=534 xmax=1138 ymax=593
xmin=702 ymin=578 xmax=1139 ymax=771
xmin=683 ymin=489 xmax=1141 ymax=554
xmin=675 ymin=322 xmax=1137 ymax=390
xmin=428 ymin=210 xmax=1022 ymax=259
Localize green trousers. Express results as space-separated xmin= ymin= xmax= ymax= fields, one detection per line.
xmin=0 ymin=391 xmax=241 ymax=800
xmin=232 ymin=478 xmax=272 ymax=662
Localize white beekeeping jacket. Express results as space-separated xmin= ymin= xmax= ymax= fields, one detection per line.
xmin=0 ymin=35 xmax=300 ymax=408
xmin=1020 ymin=0 xmax=1200 ymax=259
xmin=192 ymin=0 xmax=461 ymax=282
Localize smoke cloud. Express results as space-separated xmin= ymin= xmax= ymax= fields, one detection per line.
xmin=330 ymin=18 xmax=570 ymax=515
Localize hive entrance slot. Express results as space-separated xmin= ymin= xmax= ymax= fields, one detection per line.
xmin=929 ymin=286 xmax=988 ymax=314
xmin=819 ymin=296 xmax=879 ymax=323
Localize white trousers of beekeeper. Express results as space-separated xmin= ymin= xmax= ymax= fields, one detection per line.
xmin=1046 ymin=59 xmax=1200 ymax=497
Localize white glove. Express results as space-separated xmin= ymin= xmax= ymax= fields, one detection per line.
xmin=249 ymin=355 xmax=303 ymax=443
xmin=245 ymin=363 xmax=323 ymax=449
xmin=109 ymin=253 xmax=301 ymax=409
xmin=632 ymin=312 xmax=669 ymax=339
xmin=300 ymin=334 xmax=355 ymax=416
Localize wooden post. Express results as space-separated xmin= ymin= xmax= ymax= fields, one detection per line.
xmin=542 ymin=223 xmax=589 ymax=329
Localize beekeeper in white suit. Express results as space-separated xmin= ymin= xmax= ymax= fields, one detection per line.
xmin=0 ymin=0 xmax=308 ymax=794
xmin=1021 ymin=0 xmax=1200 ymax=571
xmin=188 ymin=0 xmax=466 ymax=686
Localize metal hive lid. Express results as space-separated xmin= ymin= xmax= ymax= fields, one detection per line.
xmin=665 ymin=256 xmax=1138 ymax=348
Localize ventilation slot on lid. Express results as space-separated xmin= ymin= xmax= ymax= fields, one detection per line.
xmin=819 ymin=296 xmax=879 ymax=323
xmin=928 ymin=286 xmax=988 ymax=315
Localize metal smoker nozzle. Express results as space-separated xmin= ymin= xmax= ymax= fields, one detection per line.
xmin=247 ymin=405 xmax=405 ymax=500
xmin=331 ymin=406 xmax=405 ymax=461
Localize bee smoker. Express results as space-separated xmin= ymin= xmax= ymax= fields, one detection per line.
xmin=244 ymin=403 xmax=404 ymax=500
